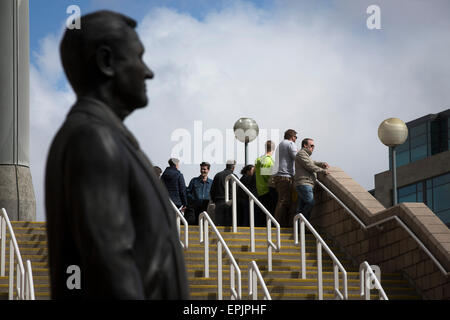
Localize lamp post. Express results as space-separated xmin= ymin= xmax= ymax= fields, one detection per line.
xmin=233 ymin=118 xmax=259 ymax=165
xmin=378 ymin=118 xmax=408 ymax=206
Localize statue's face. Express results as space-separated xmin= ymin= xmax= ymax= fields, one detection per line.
xmin=112 ymin=29 xmax=154 ymax=113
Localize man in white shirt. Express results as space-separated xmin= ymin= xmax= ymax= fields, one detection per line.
xmin=272 ymin=129 xmax=298 ymax=227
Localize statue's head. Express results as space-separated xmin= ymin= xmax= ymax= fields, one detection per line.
xmin=60 ymin=10 xmax=154 ymax=117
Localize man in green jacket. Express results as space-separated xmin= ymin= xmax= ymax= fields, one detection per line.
xmin=254 ymin=140 xmax=276 ymax=226
xmin=294 ymin=138 xmax=329 ymax=220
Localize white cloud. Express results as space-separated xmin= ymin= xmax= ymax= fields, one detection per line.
xmin=30 ymin=1 xmax=450 ymax=221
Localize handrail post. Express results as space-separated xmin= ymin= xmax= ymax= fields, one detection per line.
xmin=252 ymin=267 xmax=257 ymax=300
xmin=230 ymin=264 xmax=235 ymax=300
xmin=217 ymin=241 xmax=222 ymax=300
xmin=317 ymin=240 xmax=323 ymax=300
xmin=333 ymin=263 xmax=339 ymax=300
xmin=9 ymin=240 xmax=14 ymax=300
xmin=26 ymin=260 xmax=35 ymax=300
xmin=204 ymin=218 xmax=209 ymax=278
xmin=232 ymin=181 xmax=237 ymax=233
xmin=250 ymin=198 xmax=255 ymax=253
xmin=1 ymin=217 xmax=5 ymax=277
xmin=267 ymin=216 xmax=272 ymax=272
xmin=300 ymin=219 xmax=306 ymax=279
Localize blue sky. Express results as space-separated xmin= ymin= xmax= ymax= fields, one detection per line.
xmin=29 ymin=0 xmax=450 ymax=221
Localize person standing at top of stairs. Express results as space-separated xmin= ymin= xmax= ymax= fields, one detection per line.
xmin=294 ymin=138 xmax=329 ymax=220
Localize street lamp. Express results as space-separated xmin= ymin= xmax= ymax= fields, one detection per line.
xmin=378 ymin=118 xmax=408 ymax=206
xmin=233 ymin=118 xmax=259 ymax=165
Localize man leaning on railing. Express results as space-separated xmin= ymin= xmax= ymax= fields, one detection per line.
xmin=294 ymin=138 xmax=329 ymax=220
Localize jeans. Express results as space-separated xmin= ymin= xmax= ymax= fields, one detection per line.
xmin=295 ymin=185 xmax=315 ymax=220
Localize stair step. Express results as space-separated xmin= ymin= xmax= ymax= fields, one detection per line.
xmin=189 ymin=291 xmax=421 ymax=300
xmin=0 ymin=221 xmax=421 ymax=301
xmin=186 ymin=269 xmax=410 ymax=283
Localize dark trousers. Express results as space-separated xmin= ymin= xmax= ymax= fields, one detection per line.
xmin=255 ymin=192 xmax=274 ymax=227
xmin=273 ymin=176 xmax=293 ymax=227
xmin=213 ymin=200 xmax=232 ymax=226
xmin=185 ymin=200 xmax=209 ymax=225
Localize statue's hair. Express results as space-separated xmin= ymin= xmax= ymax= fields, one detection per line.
xmin=60 ymin=10 xmax=137 ymax=95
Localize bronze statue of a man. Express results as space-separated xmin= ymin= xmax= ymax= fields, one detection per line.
xmin=45 ymin=10 xmax=189 ymax=299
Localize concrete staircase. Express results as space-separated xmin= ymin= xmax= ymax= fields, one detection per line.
xmin=0 ymin=222 xmax=421 ymax=300
xmin=184 ymin=225 xmax=421 ymax=300
xmin=0 ymin=221 xmax=50 ymax=300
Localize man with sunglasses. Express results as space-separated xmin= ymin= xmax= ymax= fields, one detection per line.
xmin=294 ymin=138 xmax=330 ymax=220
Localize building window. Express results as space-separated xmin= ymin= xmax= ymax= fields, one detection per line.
xmin=390 ymin=112 xmax=450 ymax=169
xmin=398 ymin=172 xmax=450 ymax=227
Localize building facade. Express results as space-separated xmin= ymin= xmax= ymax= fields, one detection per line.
xmin=374 ymin=109 xmax=450 ymax=227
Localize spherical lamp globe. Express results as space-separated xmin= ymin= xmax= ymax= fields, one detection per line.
xmin=378 ymin=118 xmax=408 ymax=147
xmin=233 ymin=118 xmax=259 ymax=143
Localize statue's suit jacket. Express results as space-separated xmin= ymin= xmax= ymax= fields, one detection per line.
xmin=45 ymin=97 xmax=189 ymax=299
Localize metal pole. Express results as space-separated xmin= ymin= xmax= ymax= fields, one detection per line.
xmin=391 ymin=146 xmax=398 ymax=206
xmin=245 ymin=141 xmax=248 ymax=165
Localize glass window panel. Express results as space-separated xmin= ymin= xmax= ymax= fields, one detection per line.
xmin=410 ymin=123 xmax=427 ymax=137
xmin=410 ymin=134 xmax=427 ymax=148
xmin=411 ymin=145 xmax=427 ymax=162
xmin=396 ymin=140 xmax=410 ymax=152
xmin=396 ymin=151 xmax=410 ymax=167
xmin=418 ymin=183 xmax=423 ymax=192
xmin=426 ymin=188 xmax=433 ymax=210
xmin=399 ymin=193 xmax=417 ymax=203
xmin=433 ymin=184 xmax=450 ymax=213
xmin=432 ymin=173 xmax=450 ymax=187
xmin=417 ymin=191 xmax=423 ymax=203
xmin=436 ymin=209 xmax=450 ymax=226
xmin=398 ymin=184 xmax=417 ymax=197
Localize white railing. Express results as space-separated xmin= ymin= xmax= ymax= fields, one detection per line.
xmin=360 ymin=262 xmax=388 ymax=300
xmin=316 ymin=179 xmax=450 ymax=276
xmin=294 ymin=213 xmax=348 ymax=300
xmin=0 ymin=208 xmax=35 ymax=300
xmin=248 ymin=261 xmax=271 ymax=300
xmin=199 ymin=211 xmax=242 ymax=300
xmin=225 ymin=174 xmax=281 ymax=272
xmin=170 ymin=201 xmax=189 ymax=249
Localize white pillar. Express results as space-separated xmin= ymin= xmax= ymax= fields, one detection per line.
xmin=0 ymin=0 xmax=35 ymax=221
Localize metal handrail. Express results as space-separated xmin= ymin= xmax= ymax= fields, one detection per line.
xmin=170 ymin=201 xmax=189 ymax=249
xmin=224 ymin=174 xmax=281 ymax=271
xmin=294 ymin=213 xmax=348 ymax=300
xmin=248 ymin=261 xmax=271 ymax=300
xmin=360 ymin=261 xmax=388 ymax=300
xmin=25 ymin=260 xmax=35 ymax=300
xmin=199 ymin=211 xmax=242 ymax=300
xmin=316 ymin=179 xmax=450 ymax=276
xmin=0 ymin=208 xmax=35 ymax=300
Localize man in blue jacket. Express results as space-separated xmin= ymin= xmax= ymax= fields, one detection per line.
xmin=161 ymin=158 xmax=188 ymax=210
xmin=186 ymin=162 xmax=212 ymax=224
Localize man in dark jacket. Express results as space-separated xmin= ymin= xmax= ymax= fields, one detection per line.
xmin=161 ymin=158 xmax=188 ymax=210
xmin=210 ymin=160 xmax=237 ymax=226
xmin=45 ymin=10 xmax=188 ymax=299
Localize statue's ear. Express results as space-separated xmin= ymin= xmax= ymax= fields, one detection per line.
xmin=96 ymin=45 xmax=115 ymax=77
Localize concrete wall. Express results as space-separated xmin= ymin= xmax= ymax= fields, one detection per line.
xmin=374 ymin=150 xmax=450 ymax=208
xmin=311 ymin=167 xmax=450 ymax=299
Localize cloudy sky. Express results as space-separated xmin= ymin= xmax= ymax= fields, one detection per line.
xmin=29 ymin=0 xmax=450 ymax=221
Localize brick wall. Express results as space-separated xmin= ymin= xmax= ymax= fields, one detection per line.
xmin=310 ymin=167 xmax=450 ymax=300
